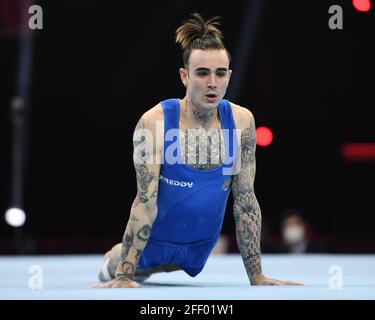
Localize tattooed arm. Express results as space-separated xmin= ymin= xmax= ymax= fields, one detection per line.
xmin=232 ymin=107 xmax=303 ymax=286
xmin=94 ymin=106 xmax=163 ymax=288
xmin=113 ymin=110 xmax=162 ymax=284
xmin=232 ymin=109 xmax=263 ymax=284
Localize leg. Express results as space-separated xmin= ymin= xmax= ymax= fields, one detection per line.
xmin=98 ymin=243 xmax=181 ymax=282
xmin=134 ymin=264 xmax=181 ymax=282
xmin=98 ymin=243 xmax=122 ymax=282
xmin=135 ymin=264 xmax=181 ymax=276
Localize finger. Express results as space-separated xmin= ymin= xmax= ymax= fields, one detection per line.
xmin=130 ymin=281 xmax=141 ymax=288
xmin=121 ymin=281 xmax=141 ymax=288
xmin=282 ymin=281 xmax=304 ymax=286
xmin=90 ymin=283 xmax=106 ymax=288
xmin=109 ymin=281 xmax=140 ymax=288
xmin=94 ymin=280 xmax=118 ymax=288
xmin=264 ymin=278 xmax=285 ymax=286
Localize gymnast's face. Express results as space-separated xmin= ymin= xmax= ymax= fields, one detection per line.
xmin=180 ymin=49 xmax=232 ymax=111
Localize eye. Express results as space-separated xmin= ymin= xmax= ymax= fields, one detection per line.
xmin=196 ymin=71 xmax=209 ymax=77
xmin=216 ymin=71 xmax=227 ymax=77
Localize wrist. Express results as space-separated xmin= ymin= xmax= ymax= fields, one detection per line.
xmin=250 ymin=273 xmax=265 ymax=285
xmin=115 ymin=273 xmax=133 ymax=281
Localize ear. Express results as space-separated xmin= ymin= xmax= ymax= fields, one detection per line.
xmin=179 ymin=68 xmax=188 ymax=87
xmin=227 ymin=69 xmax=233 ymax=82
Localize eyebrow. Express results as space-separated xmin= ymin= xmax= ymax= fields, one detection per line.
xmin=194 ymin=67 xmax=228 ymax=72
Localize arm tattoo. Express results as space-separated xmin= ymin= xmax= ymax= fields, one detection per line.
xmin=136 ymin=224 xmax=151 ymax=241
xmin=133 ymin=117 xmax=158 ymax=204
xmin=118 ymin=223 xmax=151 ymax=280
xmin=116 ymin=262 xmax=135 ymax=281
xmin=116 ymin=116 xmax=159 ymax=281
xmin=133 ymin=117 xmax=155 ymax=202
xmin=233 ymin=193 xmax=262 ymax=278
xmin=151 ymin=189 xmax=157 ymax=198
xmin=135 ymin=164 xmax=155 ymax=203
xmin=135 ymin=249 xmax=142 ymax=261
xmin=131 ymin=196 xmax=140 ymax=208
xmin=121 ymin=231 xmax=134 ymax=259
xmin=241 ymin=127 xmax=256 ymax=165
xmin=232 ymin=117 xmax=263 ymax=281
xmin=129 ymin=214 xmax=139 ymax=222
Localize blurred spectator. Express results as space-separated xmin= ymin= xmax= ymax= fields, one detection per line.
xmin=279 ymin=208 xmax=320 ymax=254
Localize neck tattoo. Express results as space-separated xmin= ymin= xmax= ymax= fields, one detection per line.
xmin=185 ymin=99 xmax=216 ymax=124
xmin=192 ymin=109 xmax=216 ymax=124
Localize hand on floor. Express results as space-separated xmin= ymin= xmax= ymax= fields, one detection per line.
xmin=91 ymin=279 xmax=141 ymax=288
xmin=251 ymin=274 xmax=304 ymax=286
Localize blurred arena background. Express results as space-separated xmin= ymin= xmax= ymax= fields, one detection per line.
xmin=1 ymin=0 xmax=374 ymax=255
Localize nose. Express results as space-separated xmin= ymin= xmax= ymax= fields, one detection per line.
xmin=207 ymin=73 xmax=218 ymax=89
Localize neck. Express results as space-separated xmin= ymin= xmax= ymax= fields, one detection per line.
xmin=182 ymin=97 xmax=218 ymax=129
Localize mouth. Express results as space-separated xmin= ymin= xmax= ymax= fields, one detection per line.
xmin=205 ymin=93 xmax=218 ymax=102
